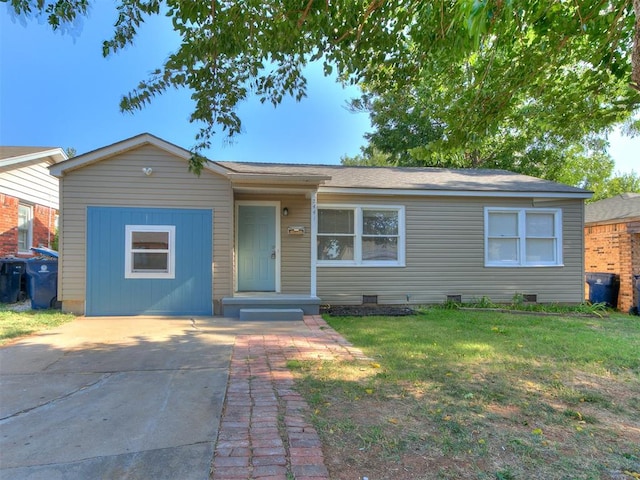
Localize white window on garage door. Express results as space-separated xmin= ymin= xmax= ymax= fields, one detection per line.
xmin=125 ymin=225 xmax=176 ymax=279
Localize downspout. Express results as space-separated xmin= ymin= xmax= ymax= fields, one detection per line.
xmin=310 ymin=190 xmax=317 ymax=297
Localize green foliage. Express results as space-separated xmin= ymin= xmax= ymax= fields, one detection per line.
xmin=51 ymin=229 xmax=59 ymax=251
xmin=589 ymin=171 xmax=640 ymax=201
xmin=5 ymin=0 xmax=639 ymax=167
xmin=344 ymin=84 xmax=640 ymax=198
xmin=339 ymin=148 xmax=391 ymax=167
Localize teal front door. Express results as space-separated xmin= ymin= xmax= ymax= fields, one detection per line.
xmin=237 ymin=205 xmax=277 ymax=291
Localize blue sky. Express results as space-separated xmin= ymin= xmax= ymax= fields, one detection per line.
xmin=0 ymin=3 xmax=637 ymax=173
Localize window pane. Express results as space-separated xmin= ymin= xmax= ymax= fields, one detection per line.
xmin=488 ymin=238 xmax=518 ymax=262
xmin=362 ymin=237 xmax=398 ymax=261
xmin=526 ymin=213 xmax=554 ymax=237
xmin=18 ymin=205 xmax=30 ymax=228
xmin=363 ymin=210 xmax=398 ymax=235
xmin=18 ymin=230 xmax=28 ymax=251
xmin=132 ymin=231 xmax=169 ymax=249
xmin=133 ymin=253 xmax=168 ymax=271
xmin=526 ymin=238 xmax=555 ymax=262
xmin=318 ymin=236 xmax=354 ymax=260
xmin=318 ymin=210 xmax=354 ymax=234
xmin=17 ymin=205 xmax=31 ymax=251
xmin=488 ymin=212 xmax=518 ymax=236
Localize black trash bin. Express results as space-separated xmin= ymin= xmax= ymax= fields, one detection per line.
xmin=0 ymin=259 xmax=27 ymax=303
xmin=25 ymin=258 xmax=58 ymax=309
xmin=632 ymin=275 xmax=640 ymax=316
xmin=586 ymin=272 xmax=620 ymax=308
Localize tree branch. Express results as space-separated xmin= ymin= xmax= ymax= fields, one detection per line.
xmin=632 ymin=0 xmax=640 ymax=91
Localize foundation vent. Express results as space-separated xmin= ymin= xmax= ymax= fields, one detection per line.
xmin=362 ymin=295 xmax=378 ymax=305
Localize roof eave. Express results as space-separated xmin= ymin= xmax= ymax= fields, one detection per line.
xmin=317 ymin=186 xmax=592 ymax=199
xmin=228 ymin=173 xmax=331 ymax=186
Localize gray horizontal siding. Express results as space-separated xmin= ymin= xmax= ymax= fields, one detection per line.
xmin=0 ymin=162 xmax=59 ymax=208
xmin=280 ymin=196 xmax=311 ymax=294
xmin=59 ymin=145 xmax=232 ymax=309
xmin=316 ymin=194 xmax=585 ymax=305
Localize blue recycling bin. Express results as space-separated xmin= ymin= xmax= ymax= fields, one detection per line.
xmin=585 ymin=272 xmax=620 ymax=308
xmin=0 ymin=259 xmax=27 ymax=303
xmin=25 ymin=258 xmax=58 ymax=309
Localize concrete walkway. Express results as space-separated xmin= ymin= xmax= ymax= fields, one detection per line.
xmin=0 ymin=314 xmax=369 ymax=480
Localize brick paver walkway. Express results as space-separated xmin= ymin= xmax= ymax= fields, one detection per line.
xmin=211 ymin=315 xmax=370 ymax=480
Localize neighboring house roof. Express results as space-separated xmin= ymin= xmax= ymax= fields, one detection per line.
xmin=0 ymin=146 xmax=66 ymax=209
xmin=585 ymin=193 xmax=640 ymax=225
xmin=0 ymin=146 xmax=67 ymax=170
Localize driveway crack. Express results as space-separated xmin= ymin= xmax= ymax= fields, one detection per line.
xmin=0 ymin=373 xmax=114 ymax=421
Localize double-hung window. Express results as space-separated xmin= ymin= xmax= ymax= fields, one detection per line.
xmin=125 ymin=225 xmax=175 ymax=279
xmin=317 ymin=206 xmax=404 ymax=266
xmin=17 ymin=204 xmax=33 ymax=253
xmin=485 ymin=208 xmax=562 ymax=267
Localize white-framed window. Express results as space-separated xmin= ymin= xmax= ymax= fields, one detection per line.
xmin=484 ymin=208 xmax=562 ymax=267
xmin=17 ymin=203 xmax=33 ymax=253
xmin=125 ymin=225 xmax=176 ymax=279
xmin=317 ymin=205 xmax=405 ymax=266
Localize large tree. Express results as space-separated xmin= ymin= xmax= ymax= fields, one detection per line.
xmin=343 ymin=87 xmax=639 ymax=200
xmin=5 ymin=0 xmax=639 ymax=171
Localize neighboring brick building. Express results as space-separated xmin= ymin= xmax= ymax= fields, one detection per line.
xmin=584 ymin=193 xmax=640 ymax=313
xmin=0 ymin=147 xmax=67 ymax=257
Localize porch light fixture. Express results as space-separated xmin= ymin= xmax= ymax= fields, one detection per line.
xmin=142 ymin=167 xmax=153 ymax=176
xmin=282 ymin=207 xmax=289 ymax=216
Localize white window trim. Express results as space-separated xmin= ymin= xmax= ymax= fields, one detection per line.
xmin=317 ymin=204 xmax=405 ymax=267
xmin=17 ymin=203 xmax=33 ymax=254
xmin=125 ymin=225 xmax=176 ymax=279
xmin=484 ymin=207 xmax=563 ymax=267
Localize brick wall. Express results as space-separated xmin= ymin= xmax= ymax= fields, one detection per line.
xmin=0 ymin=193 xmax=58 ymax=257
xmin=0 ymin=194 xmax=19 ymax=256
xmin=584 ymin=222 xmax=640 ymax=313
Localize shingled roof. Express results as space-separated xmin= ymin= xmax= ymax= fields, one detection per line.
xmin=216 ymin=161 xmax=590 ymax=195
xmin=0 ymin=146 xmax=67 ymax=169
xmin=585 ymin=193 xmax=640 ymax=224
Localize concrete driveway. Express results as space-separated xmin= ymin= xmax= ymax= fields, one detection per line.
xmin=0 ymin=316 xmax=243 ymax=480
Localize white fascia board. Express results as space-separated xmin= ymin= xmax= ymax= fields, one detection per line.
xmin=0 ymin=148 xmax=67 ymax=169
xmin=318 ymin=187 xmax=592 ymax=199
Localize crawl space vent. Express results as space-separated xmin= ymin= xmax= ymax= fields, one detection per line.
xmin=362 ymin=295 xmax=378 ymax=305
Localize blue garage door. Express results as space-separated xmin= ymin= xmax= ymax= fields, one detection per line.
xmin=86 ymin=207 xmax=213 ymax=316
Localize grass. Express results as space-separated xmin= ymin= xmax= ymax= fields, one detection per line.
xmin=0 ymin=307 xmax=76 ymax=344
xmin=290 ymin=308 xmax=640 ymax=480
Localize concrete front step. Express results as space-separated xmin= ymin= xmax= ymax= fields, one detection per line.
xmin=239 ymin=308 xmax=304 ymax=321
xmin=222 ymin=295 xmax=321 ymax=317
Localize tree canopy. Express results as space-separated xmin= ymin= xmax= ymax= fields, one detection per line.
xmin=5 ymin=0 xmax=640 ymax=175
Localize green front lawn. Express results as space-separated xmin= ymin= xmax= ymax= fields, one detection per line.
xmin=0 ymin=308 xmax=76 ymax=345
xmin=291 ymin=309 xmax=640 ymax=480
